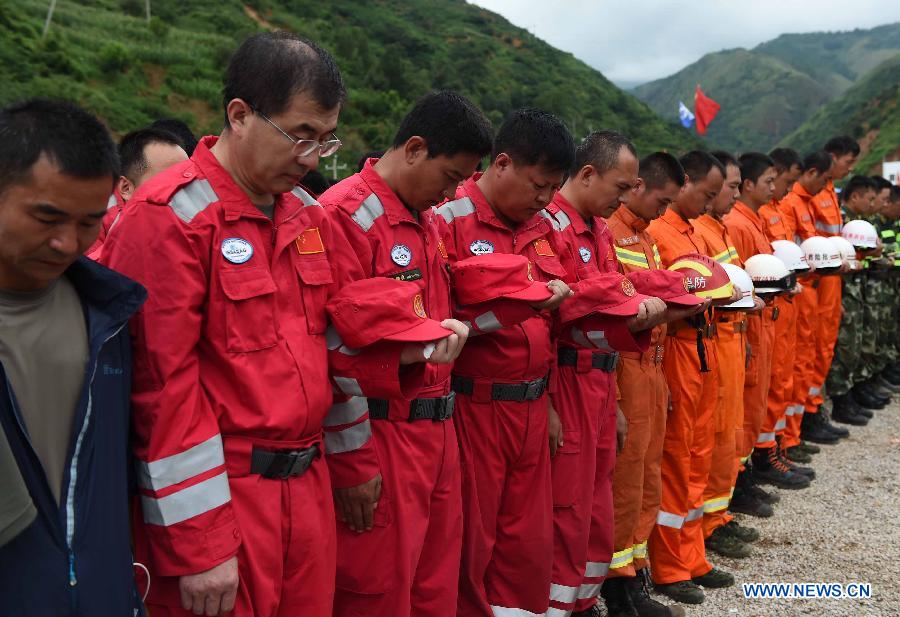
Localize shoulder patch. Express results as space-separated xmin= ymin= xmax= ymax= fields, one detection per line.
xmin=168 ymin=178 xmax=219 ymax=224
xmin=533 ymin=238 xmax=554 ymax=256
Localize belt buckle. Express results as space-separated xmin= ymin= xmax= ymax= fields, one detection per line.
xmin=435 ymin=391 xmax=456 ymax=420
xmin=272 ymin=446 xmax=317 ymax=479
xmin=409 ymin=399 xmax=431 ymax=421
xmin=525 ymin=378 xmax=545 ymax=400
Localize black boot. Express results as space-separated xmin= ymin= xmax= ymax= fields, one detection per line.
xmin=784 ymin=445 xmax=812 ymax=463
xmin=729 ymin=468 xmax=774 ymax=517
xmin=775 ymin=441 xmax=815 ymax=480
xmin=847 ymin=394 xmax=874 ymax=419
xmin=853 ymin=384 xmax=887 ymax=410
xmin=797 ymin=440 xmax=820 ymax=454
xmin=818 ymin=406 xmax=850 ymax=438
xmin=601 ymin=577 xmax=638 ymax=617
xmin=831 ymin=394 xmax=869 ymax=426
xmin=800 ymin=410 xmax=840 ymax=444
xmin=624 ymin=570 xmax=686 ymax=616
xmin=751 ymin=447 xmax=810 ymax=489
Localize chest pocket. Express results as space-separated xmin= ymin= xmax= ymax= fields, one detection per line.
xmin=533 ymin=256 xmax=567 ymax=282
xmin=575 ymin=261 xmax=601 ymax=281
xmin=220 ymin=267 xmax=278 ymax=352
xmin=295 ymin=256 xmax=334 ymax=335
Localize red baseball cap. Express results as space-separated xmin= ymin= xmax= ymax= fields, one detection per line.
xmin=451 ymin=254 xmax=553 ymax=305
xmin=628 ymin=269 xmax=705 ymax=307
xmin=559 ymin=273 xmax=650 ymax=322
xmin=327 ymin=278 xmax=452 ymax=348
xmin=667 ymin=253 xmax=733 ymax=300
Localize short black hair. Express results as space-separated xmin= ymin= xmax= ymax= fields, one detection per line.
xmin=823 ymin=135 xmax=860 ymax=157
xmin=679 ymin=151 xmax=725 ymax=183
xmin=493 ymin=108 xmax=574 ymax=173
xmin=301 ymin=169 xmax=331 ymax=196
xmin=223 ymin=32 xmax=345 ymax=127
xmin=639 ymin=152 xmax=685 ymax=190
xmin=118 ymin=127 xmax=183 ymax=183
xmin=150 ymin=118 xmax=198 ymax=155
xmin=392 ymin=90 xmax=493 ymax=160
xmin=573 ymin=130 xmax=637 ymax=176
xmin=0 ymin=98 xmax=118 ymax=197
xmin=357 ymin=151 xmax=384 ymax=172
xmin=711 ymin=150 xmax=739 ymax=170
xmin=841 ymin=175 xmax=877 ymax=203
xmin=891 ymin=185 xmax=900 ymax=203
xmin=869 ymin=175 xmax=892 ymax=192
xmin=738 ymin=152 xmax=776 ymax=185
xmin=768 ymin=147 xmax=802 ymax=173
xmin=802 ymin=150 xmax=832 ymax=174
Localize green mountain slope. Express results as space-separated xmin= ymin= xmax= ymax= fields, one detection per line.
xmin=779 ymin=54 xmax=900 ymax=174
xmin=0 ymin=0 xmax=698 ymax=178
xmin=632 ymin=22 xmax=900 ymax=153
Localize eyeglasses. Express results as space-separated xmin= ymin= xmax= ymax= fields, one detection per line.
xmin=252 ymin=106 xmax=342 ymax=158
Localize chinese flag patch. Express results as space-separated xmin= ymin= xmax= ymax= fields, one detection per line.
xmin=295 ymin=227 xmax=325 ymax=254
xmin=533 ymin=239 xmax=554 ymax=256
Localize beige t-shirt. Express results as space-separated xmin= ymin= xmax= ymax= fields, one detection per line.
xmin=0 ymin=276 xmax=88 ymax=504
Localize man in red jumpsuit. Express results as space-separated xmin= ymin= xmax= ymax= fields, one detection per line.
xmin=318 ymin=91 xmax=491 ymax=617
xmin=436 ymin=108 xmax=574 ymax=617
xmin=102 ymin=33 xmax=443 ymax=617
xmin=540 ymin=131 xmax=669 ymax=617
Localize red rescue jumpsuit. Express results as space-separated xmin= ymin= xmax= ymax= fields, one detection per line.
xmin=646 ymin=209 xmax=719 ymax=584
xmin=606 ymin=206 xmax=668 ymax=580
xmin=542 ymin=195 xmax=648 ymax=616
xmin=437 ymin=176 xmax=561 ymax=617
xmin=810 ymin=181 xmax=843 ymax=407
xmin=86 ymin=190 xmax=124 ymax=260
xmin=759 ymin=203 xmax=800 ymax=446
xmin=692 ymin=215 xmax=745 ymax=538
xmin=319 ymin=159 xmax=461 ymax=617
xmin=101 ymin=137 xmax=411 ymax=617
xmin=780 ymin=184 xmax=822 ymax=426
xmin=724 ymin=202 xmax=777 ymax=458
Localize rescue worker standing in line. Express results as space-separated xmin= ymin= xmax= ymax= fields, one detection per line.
xmin=318 ymin=90 xmax=490 ymax=617
xmin=102 ymin=33 xmax=441 ymax=617
xmin=808 ymin=137 xmax=859 ymax=424
xmin=540 ymin=131 xmax=670 ymax=617
xmin=693 ymin=151 xmax=760 ymax=559
xmin=436 ymin=108 xmax=573 ymax=617
xmin=604 ymin=152 xmax=708 ymax=617
xmin=648 ymin=151 xmax=734 ymax=605
xmin=725 ymin=153 xmax=811 ymax=491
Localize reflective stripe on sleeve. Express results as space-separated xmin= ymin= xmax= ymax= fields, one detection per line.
xmin=324 ymin=419 xmax=372 ymax=454
xmin=549 ymin=583 xmax=578 ymax=604
xmin=609 ymin=546 xmax=634 ymax=569
xmin=584 ymin=560 xmax=610 ymax=577
xmin=436 ymin=197 xmax=476 ymax=224
xmin=169 ymin=179 xmax=219 ymax=224
xmin=141 ymin=471 xmax=231 ymax=526
xmin=474 ymin=311 xmax=502 ymax=332
xmin=137 ymin=434 xmax=225 ymax=492
xmin=684 ymin=506 xmax=704 ymax=522
xmin=656 ymin=510 xmax=685 ymax=529
xmin=632 ymin=541 xmax=648 ymax=559
xmin=490 ymin=605 xmax=544 ymax=617
xmin=333 ymin=376 xmax=364 ymax=397
xmin=577 ymin=582 xmax=603 ymax=600
xmin=350 ymin=193 xmax=385 ymax=232
xmin=323 ymin=397 xmax=368 ymax=427
xmin=756 ymin=432 xmax=776 ymax=444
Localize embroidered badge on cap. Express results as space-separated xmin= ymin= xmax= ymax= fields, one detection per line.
xmin=621 ymin=279 xmax=636 ymax=297
xmin=221 ymin=237 xmax=253 ymax=264
xmin=413 ymin=293 xmax=427 ymax=318
xmin=470 ymin=240 xmax=494 ymax=255
xmin=683 ymin=277 xmax=692 ymax=293
xmin=437 ymin=239 xmax=448 ymax=259
xmin=527 ymin=261 xmax=534 ymax=281
xmin=391 ymin=244 xmax=412 ymax=267
xmin=579 ymin=246 xmax=592 ymax=263
xmin=295 ymin=227 xmax=325 ymax=254
xmin=533 ymin=238 xmax=554 ymax=256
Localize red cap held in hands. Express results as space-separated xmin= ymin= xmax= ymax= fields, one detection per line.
xmin=628 ymin=269 xmax=705 ymax=307
xmin=451 ymin=254 xmax=554 ymax=305
xmin=327 ymin=278 xmax=453 ymax=348
xmin=559 ymin=273 xmax=651 ymax=322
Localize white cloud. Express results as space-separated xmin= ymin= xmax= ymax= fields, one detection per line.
xmin=469 ymin=0 xmax=893 ymax=85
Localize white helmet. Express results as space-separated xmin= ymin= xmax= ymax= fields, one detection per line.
xmin=800 ymin=236 xmax=842 ymax=271
xmin=771 ymin=240 xmax=810 ymax=272
xmin=828 ymin=236 xmax=859 ymax=271
xmin=721 ymin=263 xmax=755 ymax=309
xmin=841 ymin=219 xmax=878 ymax=249
xmin=744 ymin=253 xmax=793 ymax=293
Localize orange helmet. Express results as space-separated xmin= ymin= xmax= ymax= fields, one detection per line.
xmin=667 ymin=253 xmax=734 ymax=300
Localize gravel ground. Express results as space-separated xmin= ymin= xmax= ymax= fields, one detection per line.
xmin=671 ymin=396 xmax=900 ymax=616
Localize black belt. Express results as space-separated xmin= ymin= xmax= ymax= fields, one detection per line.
xmin=451 ymin=375 xmax=548 ymax=401
xmin=250 ymin=444 xmax=319 ymax=479
xmin=368 ymin=393 xmax=456 ymax=422
xmin=557 ymin=347 xmax=619 ymax=372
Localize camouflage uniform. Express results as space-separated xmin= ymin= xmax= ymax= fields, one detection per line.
xmin=878 ymin=217 xmax=899 ymax=366
xmin=859 ymin=214 xmax=892 ymax=379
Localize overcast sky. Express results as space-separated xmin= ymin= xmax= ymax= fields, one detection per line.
xmin=469 ymin=0 xmax=894 ymax=87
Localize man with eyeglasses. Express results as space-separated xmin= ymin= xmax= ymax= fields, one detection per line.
xmin=102 ymin=32 xmax=432 ymax=617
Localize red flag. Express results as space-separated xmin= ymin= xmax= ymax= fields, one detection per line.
xmin=694 ymin=85 xmax=720 ymax=135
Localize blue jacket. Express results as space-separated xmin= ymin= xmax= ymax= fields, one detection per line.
xmin=0 ymin=258 xmax=146 ymax=616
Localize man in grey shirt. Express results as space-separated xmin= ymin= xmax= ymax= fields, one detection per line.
xmin=0 ymin=99 xmax=146 ymax=615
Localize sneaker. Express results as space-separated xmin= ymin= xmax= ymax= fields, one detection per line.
xmin=654 ymin=580 xmax=704 ymax=605
xmin=801 ymin=411 xmax=841 ymax=444
xmin=785 ymin=445 xmax=812 ymax=463
xmin=751 ymin=447 xmax=810 ymax=490
xmin=797 ymin=440 xmax=820 ymax=454
xmin=692 ymin=567 xmax=735 ymax=588
xmin=705 ymin=527 xmax=751 ymax=558
xmin=623 ymin=570 xmax=686 ymax=617
xmin=721 ymin=520 xmax=759 ymax=543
